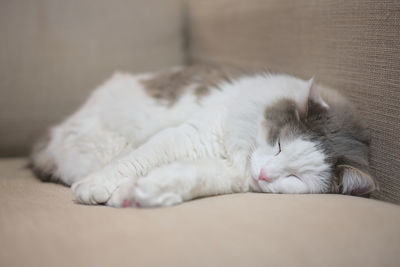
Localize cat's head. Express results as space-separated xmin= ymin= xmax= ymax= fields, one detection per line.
xmin=250 ymin=77 xmax=376 ymax=196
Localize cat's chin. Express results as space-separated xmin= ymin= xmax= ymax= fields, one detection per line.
xmin=249 ymin=176 xmax=270 ymax=193
xmin=257 ymin=181 xmax=274 ymax=193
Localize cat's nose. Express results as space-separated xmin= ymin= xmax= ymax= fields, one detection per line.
xmin=258 ymin=169 xmax=273 ymax=183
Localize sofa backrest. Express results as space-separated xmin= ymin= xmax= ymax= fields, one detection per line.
xmin=0 ymin=0 xmax=184 ymax=156
xmin=186 ymin=0 xmax=400 ymax=203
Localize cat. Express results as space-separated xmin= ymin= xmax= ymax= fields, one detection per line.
xmin=30 ymin=65 xmax=376 ymax=208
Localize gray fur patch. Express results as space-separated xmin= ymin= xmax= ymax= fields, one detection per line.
xmin=263 ymin=99 xmax=303 ymax=144
xmin=140 ymin=64 xmax=245 ymax=106
xmin=305 ymin=99 xmax=374 ymax=194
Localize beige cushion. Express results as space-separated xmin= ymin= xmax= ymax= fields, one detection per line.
xmin=1 ymin=158 xmax=399 ymax=267
xmin=0 ymin=0 xmax=184 ymax=156
xmin=186 ymin=0 xmax=400 ymax=204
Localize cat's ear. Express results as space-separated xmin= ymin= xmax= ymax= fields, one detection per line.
xmin=338 ymin=165 xmax=377 ymax=196
xmin=299 ymin=76 xmax=329 ymax=118
xmin=308 ymin=76 xmax=329 ymax=109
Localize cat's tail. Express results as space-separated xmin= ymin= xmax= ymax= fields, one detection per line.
xmin=29 ymin=129 xmax=61 ymax=184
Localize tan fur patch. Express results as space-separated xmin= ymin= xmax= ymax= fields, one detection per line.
xmin=140 ymin=64 xmax=246 ymax=106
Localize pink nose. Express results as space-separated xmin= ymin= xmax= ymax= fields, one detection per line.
xmin=258 ymin=169 xmax=273 ymax=182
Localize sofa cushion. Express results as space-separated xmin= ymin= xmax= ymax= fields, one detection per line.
xmin=0 ymin=0 xmax=184 ymax=156
xmin=1 ymin=158 xmax=399 ymax=267
xmin=186 ymin=0 xmax=400 ymax=204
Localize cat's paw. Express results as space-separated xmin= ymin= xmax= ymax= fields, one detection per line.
xmin=105 ymin=178 xmax=136 ymax=208
xmin=121 ymin=167 xmax=185 ymax=208
xmin=71 ymin=172 xmax=120 ymax=205
xmin=106 ymin=164 xmax=190 ymax=208
xmin=130 ymin=177 xmax=183 ymax=208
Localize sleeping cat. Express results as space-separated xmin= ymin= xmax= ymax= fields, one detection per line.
xmin=30 ymin=65 xmax=376 ymax=208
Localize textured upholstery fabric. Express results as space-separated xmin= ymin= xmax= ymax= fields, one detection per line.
xmin=1 ymin=158 xmax=400 ymax=267
xmin=0 ymin=0 xmax=184 ymax=156
xmin=186 ymin=0 xmax=400 ymax=203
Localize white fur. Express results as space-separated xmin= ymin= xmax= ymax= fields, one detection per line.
xmin=38 ymin=70 xmax=331 ymax=207
xmin=250 ymin=138 xmax=330 ymax=194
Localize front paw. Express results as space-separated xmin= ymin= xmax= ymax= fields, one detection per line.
xmin=128 ymin=177 xmax=183 ymax=208
xmin=105 ymin=178 xmax=136 ymax=208
xmin=71 ymin=172 xmax=118 ymax=205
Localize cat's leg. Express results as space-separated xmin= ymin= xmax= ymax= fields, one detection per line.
xmin=31 ymin=119 xmax=133 ymax=186
xmin=107 ymin=159 xmax=249 ymax=208
xmin=72 ymin=122 xmax=221 ymax=205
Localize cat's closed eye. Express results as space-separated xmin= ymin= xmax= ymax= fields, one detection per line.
xmin=275 ymin=140 xmax=281 ymax=156
xmin=287 ymin=174 xmax=301 ymax=181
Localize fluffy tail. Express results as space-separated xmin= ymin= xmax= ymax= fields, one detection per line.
xmin=29 ymin=130 xmax=60 ymax=184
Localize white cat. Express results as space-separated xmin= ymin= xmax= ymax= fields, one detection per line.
xmin=30 ymin=65 xmax=376 ymax=207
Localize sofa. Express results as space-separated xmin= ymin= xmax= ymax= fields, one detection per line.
xmin=1 ymin=1 xmax=399 ymax=266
